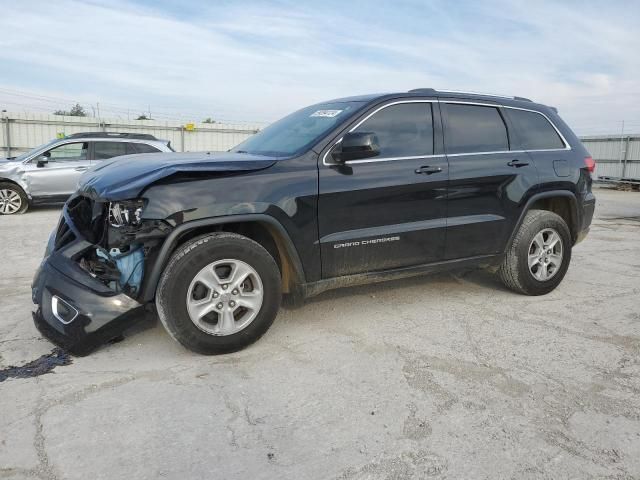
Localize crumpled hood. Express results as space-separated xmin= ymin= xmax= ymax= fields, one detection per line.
xmin=78 ymin=152 xmax=278 ymax=201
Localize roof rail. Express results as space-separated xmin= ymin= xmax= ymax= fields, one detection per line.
xmin=65 ymin=132 xmax=158 ymax=140
xmin=408 ymin=88 xmax=437 ymax=94
xmin=408 ymin=88 xmax=532 ymax=102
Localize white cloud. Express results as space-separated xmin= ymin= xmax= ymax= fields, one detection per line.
xmin=0 ymin=0 xmax=639 ymax=133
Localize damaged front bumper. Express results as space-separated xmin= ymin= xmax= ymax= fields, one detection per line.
xmin=31 ymin=197 xmax=166 ymax=355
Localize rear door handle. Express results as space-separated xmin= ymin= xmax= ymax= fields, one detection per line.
xmin=415 ymin=166 xmax=442 ymax=175
xmin=507 ymin=159 xmax=529 ymax=168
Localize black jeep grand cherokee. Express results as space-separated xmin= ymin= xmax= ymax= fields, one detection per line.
xmin=32 ymin=88 xmax=596 ymax=355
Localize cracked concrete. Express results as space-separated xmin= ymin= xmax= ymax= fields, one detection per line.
xmin=1 ymin=185 xmax=639 ymax=479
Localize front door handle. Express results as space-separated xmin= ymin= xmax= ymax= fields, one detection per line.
xmin=415 ymin=166 xmax=442 ymax=175
xmin=507 ymin=159 xmax=529 ymax=168
xmin=74 ymin=166 xmax=88 ymax=172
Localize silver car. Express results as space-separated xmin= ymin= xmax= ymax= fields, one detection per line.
xmin=0 ymin=132 xmax=173 ymax=214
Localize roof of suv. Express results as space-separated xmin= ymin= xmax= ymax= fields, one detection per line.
xmin=66 ymin=132 xmax=159 ymax=141
xmin=327 ymin=88 xmax=553 ymax=112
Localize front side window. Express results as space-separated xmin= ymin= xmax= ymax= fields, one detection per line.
xmin=445 ymin=104 xmax=509 ymax=154
xmin=94 ymin=141 xmax=129 ymax=160
xmin=231 ymin=101 xmax=365 ymax=157
xmin=45 ymin=142 xmax=88 ymax=162
xmin=353 ymin=103 xmax=434 ymax=157
xmin=508 ymin=109 xmax=565 ymax=150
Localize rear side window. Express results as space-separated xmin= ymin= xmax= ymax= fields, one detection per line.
xmin=508 ymin=109 xmax=565 ymax=150
xmin=132 ymin=143 xmax=161 ymax=154
xmin=445 ymin=104 xmax=508 ymax=154
xmin=354 ymin=103 xmax=433 ymax=157
xmin=94 ymin=141 xmax=129 ymax=160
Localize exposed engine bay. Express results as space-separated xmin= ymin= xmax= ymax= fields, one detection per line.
xmin=66 ymin=196 xmax=171 ymax=299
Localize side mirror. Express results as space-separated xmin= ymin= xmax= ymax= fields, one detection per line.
xmin=332 ymin=132 xmax=380 ymax=163
xmin=36 ymin=155 xmax=49 ymax=167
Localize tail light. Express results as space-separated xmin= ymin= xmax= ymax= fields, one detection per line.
xmin=584 ymin=156 xmax=596 ymax=173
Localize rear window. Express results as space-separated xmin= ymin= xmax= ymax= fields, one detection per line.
xmin=508 ymin=109 xmax=565 ymax=150
xmin=445 ymin=104 xmax=509 ymax=154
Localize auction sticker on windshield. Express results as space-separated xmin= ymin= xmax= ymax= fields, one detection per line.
xmin=310 ymin=110 xmax=343 ymax=118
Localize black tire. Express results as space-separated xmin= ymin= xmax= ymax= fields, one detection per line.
xmin=0 ymin=182 xmax=29 ymax=214
xmin=156 ymin=232 xmax=282 ymax=354
xmin=498 ymin=209 xmax=572 ymax=295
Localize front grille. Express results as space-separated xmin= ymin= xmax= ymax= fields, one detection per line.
xmin=53 ymin=196 xmax=105 ymax=251
xmin=54 ymin=216 xmax=76 ymax=251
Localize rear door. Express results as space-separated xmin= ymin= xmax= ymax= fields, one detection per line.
xmin=502 ymin=107 xmax=572 ymax=186
xmin=318 ymin=99 xmax=449 ymax=278
xmin=442 ymin=101 xmax=539 ymax=259
xmin=21 ymin=141 xmax=90 ymax=198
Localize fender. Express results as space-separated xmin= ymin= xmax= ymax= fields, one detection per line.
xmin=504 ymin=190 xmax=579 ymax=251
xmin=139 ymin=214 xmax=306 ymax=303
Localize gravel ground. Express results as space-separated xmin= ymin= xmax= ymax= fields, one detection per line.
xmin=1 ymin=186 xmax=639 ymax=480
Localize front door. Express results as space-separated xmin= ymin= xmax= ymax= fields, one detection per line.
xmin=22 ymin=141 xmax=90 ymax=198
xmin=318 ymin=100 xmax=449 ymax=278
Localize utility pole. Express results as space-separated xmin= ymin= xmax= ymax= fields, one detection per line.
xmin=618 ymin=120 xmax=625 ymax=179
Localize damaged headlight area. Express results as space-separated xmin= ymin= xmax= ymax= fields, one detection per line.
xmin=109 ymin=199 xmax=145 ymax=227
xmin=66 ymin=197 xmax=172 ymax=299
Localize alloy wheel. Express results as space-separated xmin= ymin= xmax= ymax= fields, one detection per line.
xmin=0 ymin=189 xmax=22 ymax=214
xmin=186 ymin=258 xmax=264 ymax=336
xmin=528 ymin=228 xmax=563 ymax=281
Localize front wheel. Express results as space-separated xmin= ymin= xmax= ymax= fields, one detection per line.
xmin=0 ymin=182 xmax=29 ymax=215
xmin=498 ymin=209 xmax=572 ymax=295
xmin=156 ymin=232 xmax=282 ymax=354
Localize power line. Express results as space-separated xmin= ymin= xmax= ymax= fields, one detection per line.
xmin=0 ymin=87 xmax=272 ymax=125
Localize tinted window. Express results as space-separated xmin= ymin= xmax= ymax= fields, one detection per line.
xmin=133 ymin=143 xmax=161 ymax=154
xmin=445 ymin=104 xmax=508 ymax=154
xmin=508 ymin=109 xmax=565 ymax=150
xmin=354 ymin=103 xmax=433 ymax=157
xmin=231 ymin=101 xmax=364 ymax=157
xmin=45 ymin=142 xmax=88 ymax=162
xmin=94 ymin=142 xmax=128 ymax=160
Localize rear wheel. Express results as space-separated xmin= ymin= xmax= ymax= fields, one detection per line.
xmin=156 ymin=233 xmax=282 ymax=354
xmin=0 ymin=182 xmax=28 ymax=215
xmin=498 ymin=209 xmax=572 ymax=295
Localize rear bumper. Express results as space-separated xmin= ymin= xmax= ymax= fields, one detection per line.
xmin=31 ymin=204 xmax=151 ymax=355
xmin=576 ymin=193 xmax=596 ymax=244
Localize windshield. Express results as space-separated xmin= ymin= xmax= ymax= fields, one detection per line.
xmin=9 ymin=139 xmax=59 ymax=161
xmin=231 ymin=101 xmax=365 ymax=157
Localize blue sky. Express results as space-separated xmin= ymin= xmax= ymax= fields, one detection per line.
xmin=1 ymin=0 xmax=639 ymax=133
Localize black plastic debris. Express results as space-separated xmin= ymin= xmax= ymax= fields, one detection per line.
xmin=0 ymin=348 xmax=72 ymax=382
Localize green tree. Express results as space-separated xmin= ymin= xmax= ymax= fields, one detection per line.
xmin=202 ymin=117 xmax=216 ymax=124
xmin=53 ymin=103 xmax=87 ymax=117
xmin=136 ymin=114 xmax=150 ymax=120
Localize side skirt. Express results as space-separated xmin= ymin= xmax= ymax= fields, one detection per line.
xmin=300 ymin=254 xmax=502 ymax=300
xmin=30 ymin=195 xmax=69 ymax=206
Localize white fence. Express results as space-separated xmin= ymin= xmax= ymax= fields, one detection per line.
xmin=581 ymin=135 xmax=640 ymax=182
xmin=0 ymin=112 xmax=266 ymax=156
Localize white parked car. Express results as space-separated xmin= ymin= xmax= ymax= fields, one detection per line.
xmin=0 ymin=132 xmax=173 ymax=214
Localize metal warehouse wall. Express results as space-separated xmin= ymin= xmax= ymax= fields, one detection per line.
xmin=0 ymin=112 xmax=265 ymax=156
xmin=581 ymin=135 xmax=640 ymax=181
